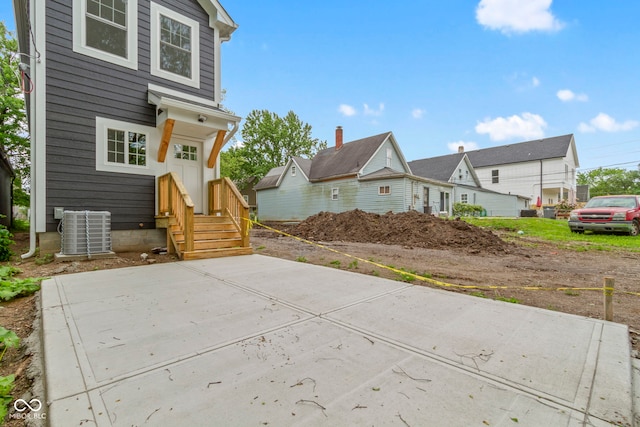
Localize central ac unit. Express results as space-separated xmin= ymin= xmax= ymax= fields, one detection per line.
xmin=61 ymin=211 xmax=112 ymax=255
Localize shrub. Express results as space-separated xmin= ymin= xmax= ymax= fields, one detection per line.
xmin=0 ymin=218 xmax=14 ymax=262
xmin=453 ymin=202 xmax=484 ymax=217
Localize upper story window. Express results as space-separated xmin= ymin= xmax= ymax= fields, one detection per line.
xmin=291 ymin=166 xmax=296 ymax=176
xmin=386 ymin=148 xmax=392 ymax=167
xmin=150 ymin=3 xmax=200 ymax=88
xmin=491 ymin=169 xmax=499 ymax=184
xmin=73 ymin=0 xmax=138 ymax=69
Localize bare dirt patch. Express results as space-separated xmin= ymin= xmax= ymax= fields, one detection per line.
xmin=253 ymin=210 xmax=640 ymax=357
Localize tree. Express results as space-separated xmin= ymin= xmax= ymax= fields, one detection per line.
xmin=220 ymin=145 xmax=247 ymax=183
xmin=577 ymin=167 xmax=640 ymax=198
xmin=0 ymin=22 xmax=30 ymax=206
xmin=235 ymin=110 xmax=327 ymax=180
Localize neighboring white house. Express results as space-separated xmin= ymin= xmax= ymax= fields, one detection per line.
xmin=461 ymin=134 xmax=580 ymax=205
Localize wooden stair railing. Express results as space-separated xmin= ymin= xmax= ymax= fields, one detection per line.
xmin=208 ymin=177 xmax=251 ymax=248
xmin=158 ymin=172 xmax=195 ymax=256
xmin=158 ymin=174 xmax=251 ymax=259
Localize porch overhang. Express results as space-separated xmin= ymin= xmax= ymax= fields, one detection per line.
xmin=148 ymin=87 xmax=241 ymax=165
xmin=148 ymin=90 xmax=240 ymax=139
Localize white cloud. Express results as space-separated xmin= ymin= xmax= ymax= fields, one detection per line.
xmin=447 ymin=141 xmax=479 ymax=152
xmin=578 ymin=113 xmax=639 ymax=133
xmin=476 ymin=0 xmax=564 ymax=34
xmin=556 ymin=89 xmax=588 ymax=102
xmin=411 ymin=108 xmax=426 ymax=119
xmin=363 ymin=103 xmax=385 ymax=116
xmin=338 ymin=104 xmax=357 ymax=117
xmin=475 ymin=112 xmax=547 ymax=141
xmin=532 ymin=77 xmax=540 ymax=87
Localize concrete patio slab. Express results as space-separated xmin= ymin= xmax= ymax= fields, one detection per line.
xmin=40 ymin=254 xmax=636 ymax=426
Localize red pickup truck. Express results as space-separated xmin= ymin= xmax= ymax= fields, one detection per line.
xmin=568 ymin=195 xmax=640 ymax=236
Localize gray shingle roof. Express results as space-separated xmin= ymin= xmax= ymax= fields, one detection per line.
xmin=408 ymin=153 xmax=465 ymax=181
xmin=253 ymin=166 xmax=285 ymax=190
xmin=465 ymin=134 xmax=574 ymax=167
xmin=309 ymin=132 xmax=391 ymax=180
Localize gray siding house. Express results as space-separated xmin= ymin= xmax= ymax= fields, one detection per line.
xmin=408 ymin=152 xmax=530 ymax=217
xmin=255 ymin=128 xmax=454 ymax=221
xmin=13 ymin=0 xmax=241 ymax=253
xmin=0 ymin=147 xmax=14 ymax=228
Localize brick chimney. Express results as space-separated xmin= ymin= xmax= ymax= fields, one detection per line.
xmin=335 ymin=126 xmax=343 ymax=150
xmin=458 ymin=146 xmax=464 ymax=153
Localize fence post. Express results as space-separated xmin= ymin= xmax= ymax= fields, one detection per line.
xmin=603 ymin=277 xmax=614 ymax=321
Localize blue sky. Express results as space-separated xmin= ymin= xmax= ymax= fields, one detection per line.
xmin=3 ymin=1 xmax=640 ymax=171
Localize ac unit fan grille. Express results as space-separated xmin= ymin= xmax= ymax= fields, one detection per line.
xmin=61 ymin=211 xmax=112 ymax=255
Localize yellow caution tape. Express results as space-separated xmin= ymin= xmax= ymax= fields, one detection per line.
xmin=249 ymin=219 xmax=633 ymax=297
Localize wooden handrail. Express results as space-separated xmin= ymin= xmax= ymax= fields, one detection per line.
xmin=209 ymin=177 xmax=250 ymax=247
xmin=158 ymin=172 xmax=195 ymax=254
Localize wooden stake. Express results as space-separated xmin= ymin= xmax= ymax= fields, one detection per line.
xmin=603 ymin=277 xmax=614 ymax=321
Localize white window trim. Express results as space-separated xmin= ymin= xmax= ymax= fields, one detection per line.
xmin=386 ymin=147 xmax=392 ymax=167
xmin=95 ymin=117 xmax=158 ymax=176
xmin=291 ymin=166 xmax=296 ymax=176
xmin=460 ymin=193 xmax=468 ymax=204
xmin=150 ymin=2 xmax=200 ymax=88
xmin=72 ymin=0 xmax=139 ymax=70
xmin=331 ymin=188 xmax=339 ymax=200
xmin=378 ymin=185 xmax=390 ymax=195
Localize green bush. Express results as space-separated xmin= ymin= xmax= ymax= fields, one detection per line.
xmin=453 ymin=202 xmax=484 ymax=217
xmin=0 ymin=219 xmax=14 ymax=262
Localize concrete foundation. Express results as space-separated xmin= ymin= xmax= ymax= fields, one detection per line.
xmin=37 ymin=229 xmax=166 ymax=254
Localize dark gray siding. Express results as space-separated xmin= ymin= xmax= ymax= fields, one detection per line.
xmin=44 ymin=0 xmax=218 ymax=231
xmin=0 ymin=150 xmax=13 ymax=228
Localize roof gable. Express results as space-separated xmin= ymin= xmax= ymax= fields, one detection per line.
xmin=408 ymin=153 xmax=465 ymax=182
xmin=309 ymin=132 xmax=392 ymax=181
xmin=465 ymin=134 xmax=576 ymax=167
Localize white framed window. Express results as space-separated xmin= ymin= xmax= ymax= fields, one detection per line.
xmin=174 ymin=144 xmax=198 ymax=161
xmin=378 ymin=185 xmax=390 ymax=195
xmin=386 ymin=147 xmax=392 ymax=167
xmin=460 ymin=193 xmax=468 ymax=204
xmin=491 ymin=169 xmax=499 ymax=184
xmin=96 ymin=117 xmax=158 ymax=175
xmin=291 ymin=166 xmax=296 ymax=176
xmin=331 ymin=188 xmax=339 ymax=200
xmin=243 ymin=195 xmax=249 ymax=203
xmin=73 ymin=0 xmax=138 ymax=69
xmin=150 ymin=2 xmax=200 ymax=88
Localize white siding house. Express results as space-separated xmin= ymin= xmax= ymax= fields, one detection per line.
xmin=464 ymin=134 xmax=580 ymax=205
xmin=255 ymin=128 xmax=454 ymax=221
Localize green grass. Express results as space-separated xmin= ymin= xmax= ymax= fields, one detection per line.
xmin=464 ymin=217 xmax=640 ymax=252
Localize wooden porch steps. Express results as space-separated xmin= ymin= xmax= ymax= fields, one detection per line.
xmin=169 ymin=215 xmax=252 ymax=260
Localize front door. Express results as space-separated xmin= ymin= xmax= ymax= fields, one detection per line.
xmin=423 ymin=187 xmax=430 ymax=214
xmin=168 ymin=140 xmax=203 ymax=213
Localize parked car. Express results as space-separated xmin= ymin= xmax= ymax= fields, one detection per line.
xmin=568 ymin=195 xmax=640 ymax=236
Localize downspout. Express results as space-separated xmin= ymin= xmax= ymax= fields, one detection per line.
xmin=21 ymin=1 xmax=43 ymax=259
xmin=21 ymin=137 xmax=36 ymax=259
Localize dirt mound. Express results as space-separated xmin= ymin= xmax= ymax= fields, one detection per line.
xmin=287 ymin=210 xmax=512 ymax=254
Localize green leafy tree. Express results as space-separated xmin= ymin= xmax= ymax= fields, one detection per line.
xmin=577 ymin=167 xmax=640 ymax=198
xmin=237 ymin=109 xmax=327 ymax=180
xmin=220 ymin=145 xmax=247 ymax=183
xmin=0 ymin=22 xmax=30 ymax=206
